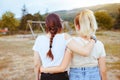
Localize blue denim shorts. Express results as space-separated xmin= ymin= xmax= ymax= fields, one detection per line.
xmin=69 ymin=66 xmax=101 ymax=80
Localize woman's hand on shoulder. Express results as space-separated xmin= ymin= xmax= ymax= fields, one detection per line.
xmin=90 ymin=35 xmax=97 ymax=43
xmin=89 ymin=39 xmax=95 ymax=44
xmin=64 ymin=33 xmax=71 ymax=40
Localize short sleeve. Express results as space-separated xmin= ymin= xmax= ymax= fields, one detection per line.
xmin=63 ymin=33 xmax=72 ymax=45
xmin=99 ymin=42 xmax=106 ymax=57
xmin=65 ymin=38 xmax=73 ymax=45
xmin=32 ymin=36 xmax=40 ymax=52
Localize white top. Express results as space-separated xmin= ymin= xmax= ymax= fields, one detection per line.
xmin=70 ymin=37 xmax=106 ymax=68
xmin=33 ymin=33 xmax=69 ymax=68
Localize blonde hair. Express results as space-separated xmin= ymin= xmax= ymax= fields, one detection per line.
xmin=74 ymin=9 xmax=98 ymax=37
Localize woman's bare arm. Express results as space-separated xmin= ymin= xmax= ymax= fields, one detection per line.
xmin=34 ymin=51 xmax=42 ymax=80
xmin=65 ymin=33 xmax=95 ymax=56
xmin=40 ymin=48 xmax=72 ymax=73
xmin=40 ymin=33 xmax=95 ymax=73
xmin=98 ymin=57 xmax=107 ymax=80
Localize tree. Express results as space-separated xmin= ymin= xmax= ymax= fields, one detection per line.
xmin=32 ymin=12 xmax=44 ymax=30
xmin=33 ymin=12 xmax=43 ymax=21
xmin=0 ymin=19 xmax=2 ymax=28
xmin=22 ymin=5 xmax=28 ymax=17
xmin=95 ymin=11 xmax=113 ymax=30
xmin=19 ymin=14 xmax=33 ymax=30
xmin=114 ymin=8 xmax=120 ymax=29
xmin=0 ymin=11 xmax=19 ymax=33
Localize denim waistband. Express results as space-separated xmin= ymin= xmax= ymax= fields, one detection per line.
xmin=69 ymin=66 xmax=101 ymax=80
xmin=70 ymin=66 xmax=98 ymax=71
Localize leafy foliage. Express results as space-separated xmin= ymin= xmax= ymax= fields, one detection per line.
xmin=33 ymin=12 xmax=43 ymax=21
xmin=95 ymin=11 xmax=113 ymax=30
xmin=19 ymin=14 xmax=33 ymax=30
xmin=55 ymin=3 xmax=120 ymax=21
xmin=19 ymin=12 xmax=44 ymax=31
xmin=114 ymin=8 xmax=120 ymax=29
xmin=0 ymin=11 xmax=19 ymax=33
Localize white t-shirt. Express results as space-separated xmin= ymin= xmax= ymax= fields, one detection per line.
xmin=70 ymin=37 xmax=106 ymax=68
xmin=33 ymin=33 xmax=69 ymax=68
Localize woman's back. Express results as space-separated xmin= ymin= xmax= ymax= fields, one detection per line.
xmin=70 ymin=37 xmax=106 ymax=68
xmin=33 ymin=33 xmax=67 ymax=68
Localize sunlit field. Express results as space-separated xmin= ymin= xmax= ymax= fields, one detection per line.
xmin=0 ymin=31 xmax=120 ymax=80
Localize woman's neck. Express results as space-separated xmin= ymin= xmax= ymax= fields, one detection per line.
xmin=79 ymin=35 xmax=91 ymax=41
xmin=46 ymin=32 xmax=61 ymax=37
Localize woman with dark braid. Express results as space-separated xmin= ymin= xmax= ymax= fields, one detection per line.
xmin=32 ymin=13 xmax=95 ymax=80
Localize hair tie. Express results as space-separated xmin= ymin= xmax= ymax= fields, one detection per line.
xmin=50 ymin=45 xmax=52 ymax=48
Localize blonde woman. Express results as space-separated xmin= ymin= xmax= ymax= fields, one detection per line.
xmin=40 ymin=9 xmax=107 ymax=80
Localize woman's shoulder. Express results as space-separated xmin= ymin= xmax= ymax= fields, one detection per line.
xmin=62 ymin=33 xmax=71 ymax=40
xmin=72 ymin=36 xmax=86 ymax=43
xmin=37 ymin=35 xmax=45 ymax=38
xmin=62 ymin=33 xmax=83 ymax=42
xmin=35 ymin=35 xmax=47 ymax=41
xmin=72 ymin=36 xmax=81 ymax=40
xmin=95 ymin=40 xmax=104 ymax=47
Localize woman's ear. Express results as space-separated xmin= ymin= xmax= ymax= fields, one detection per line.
xmin=76 ymin=25 xmax=80 ymax=31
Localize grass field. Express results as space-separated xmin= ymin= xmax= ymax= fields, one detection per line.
xmin=0 ymin=31 xmax=120 ymax=80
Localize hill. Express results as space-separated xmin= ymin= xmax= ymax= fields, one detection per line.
xmin=53 ymin=3 xmax=120 ymax=22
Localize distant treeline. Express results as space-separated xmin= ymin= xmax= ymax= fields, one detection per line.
xmin=0 ymin=3 xmax=120 ymax=34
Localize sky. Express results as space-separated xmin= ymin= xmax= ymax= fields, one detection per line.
xmin=0 ymin=0 xmax=120 ymax=18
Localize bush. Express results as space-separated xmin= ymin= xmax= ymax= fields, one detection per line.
xmin=114 ymin=8 xmax=120 ymax=29
xmin=95 ymin=11 xmax=113 ymax=30
xmin=0 ymin=11 xmax=19 ymax=34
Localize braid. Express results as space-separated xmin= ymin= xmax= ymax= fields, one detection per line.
xmin=47 ymin=27 xmax=57 ymax=60
xmin=45 ymin=13 xmax=62 ymax=60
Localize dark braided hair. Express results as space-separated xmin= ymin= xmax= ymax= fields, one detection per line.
xmin=45 ymin=13 xmax=62 ymax=60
